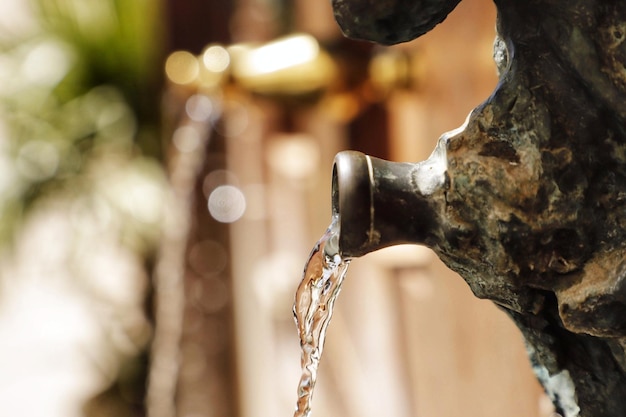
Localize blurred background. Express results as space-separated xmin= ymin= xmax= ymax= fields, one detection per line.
xmin=0 ymin=0 xmax=557 ymax=417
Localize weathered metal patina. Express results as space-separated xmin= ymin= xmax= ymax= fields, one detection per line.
xmin=330 ymin=1 xmax=626 ymax=416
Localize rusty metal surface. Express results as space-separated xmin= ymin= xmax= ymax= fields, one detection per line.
xmin=332 ymin=0 xmax=626 ymax=416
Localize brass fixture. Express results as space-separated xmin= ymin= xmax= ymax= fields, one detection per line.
xmin=164 ymin=33 xmax=421 ymax=104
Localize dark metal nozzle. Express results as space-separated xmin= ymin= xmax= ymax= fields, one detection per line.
xmin=332 ymin=151 xmax=373 ymax=257
xmin=332 ymin=150 xmax=443 ymax=258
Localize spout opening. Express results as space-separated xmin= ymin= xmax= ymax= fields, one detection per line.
xmin=331 ymin=151 xmax=373 ymax=258
xmin=331 ymin=163 xmax=339 ymax=219
xmin=332 ymin=150 xmax=444 ymax=258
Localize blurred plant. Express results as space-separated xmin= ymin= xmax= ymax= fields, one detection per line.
xmin=0 ymin=1 xmax=166 ymax=416
xmin=0 ymin=0 xmax=164 ymax=248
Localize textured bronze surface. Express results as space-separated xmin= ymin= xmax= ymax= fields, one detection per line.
xmin=331 ymin=0 xmax=461 ymax=44
xmin=332 ymin=1 xmax=626 ymax=416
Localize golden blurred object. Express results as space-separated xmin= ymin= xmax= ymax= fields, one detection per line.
xmin=369 ymin=49 xmax=423 ymax=97
xmin=165 ymin=34 xmax=338 ymax=96
xmin=200 ymin=45 xmax=231 ymax=88
xmin=165 ymin=33 xmax=424 ymax=108
xmin=229 ymin=34 xmax=337 ymax=96
xmin=165 ymin=33 xmax=424 ymax=128
xmin=202 ymin=45 xmax=230 ymax=73
xmin=165 ymin=51 xmax=200 ymax=86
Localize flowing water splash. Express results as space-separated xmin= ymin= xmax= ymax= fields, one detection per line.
xmin=293 ymin=216 xmax=351 ymax=417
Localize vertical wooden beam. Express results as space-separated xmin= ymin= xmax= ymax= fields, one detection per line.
xmin=165 ymin=0 xmax=234 ymax=52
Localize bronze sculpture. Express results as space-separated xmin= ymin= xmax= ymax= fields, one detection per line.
xmin=330 ymin=1 xmax=626 ymax=415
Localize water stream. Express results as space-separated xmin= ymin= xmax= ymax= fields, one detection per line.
xmin=292 ymin=216 xmax=351 ymax=417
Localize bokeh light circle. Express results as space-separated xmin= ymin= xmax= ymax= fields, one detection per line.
xmin=207 ymin=185 xmax=246 ymax=223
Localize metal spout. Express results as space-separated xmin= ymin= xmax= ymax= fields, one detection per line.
xmin=332 ymin=147 xmax=446 ymax=258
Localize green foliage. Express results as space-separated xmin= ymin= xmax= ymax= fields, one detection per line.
xmin=34 ymin=0 xmax=163 ymax=106
xmin=0 ymin=0 xmax=165 ymax=246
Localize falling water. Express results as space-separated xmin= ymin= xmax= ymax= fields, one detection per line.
xmin=293 ymin=216 xmax=351 ymax=417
